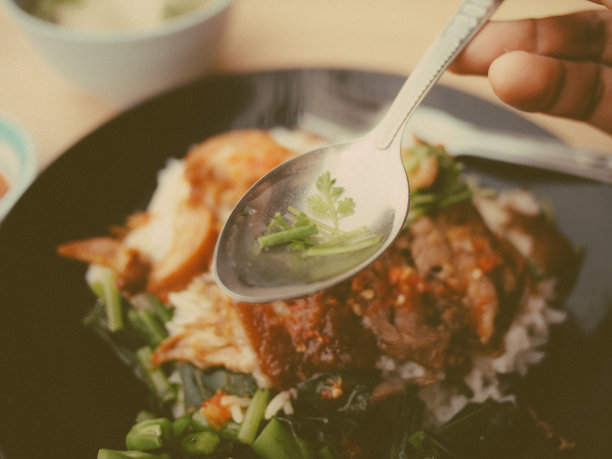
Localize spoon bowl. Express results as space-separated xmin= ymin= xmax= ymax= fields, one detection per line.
xmin=214 ymin=0 xmax=503 ymax=302
xmin=214 ymin=132 xmax=408 ymax=302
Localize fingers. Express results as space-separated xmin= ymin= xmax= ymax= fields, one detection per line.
xmin=450 ymin=10 xmax=612 ymax=75
xmin=488 ymin=51 xmax=612 ymax=134
xmin=449 ymin=9 xmax=612 ymax=134
xmin=588 ymin=0 xmax=612 ymax=8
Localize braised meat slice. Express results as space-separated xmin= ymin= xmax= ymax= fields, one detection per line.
xmin=353 ymin=201 xmax=526 ymax=372
xmin=145 ymin=200 xmax=216 ymax=299
xmin=435 ymin=202 xmax=525 ymax=345
xmin=57 ymin=236 xmax=150 ymax=293
xmin=349 ymin=231 xmax=462 ymax=370
xmin=234 ymin=291 xmax=379 ymax=390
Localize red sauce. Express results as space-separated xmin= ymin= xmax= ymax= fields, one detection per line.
xmin=200 ymin=390 xmax=233 ymax=430
xmin=0 ymin=172 xmax=9 ymax=201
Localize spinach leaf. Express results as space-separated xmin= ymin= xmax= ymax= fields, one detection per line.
xmin=179 ymin=364 xmax=258 ymax=411
xmin=280 ymin=370 xmax=380 ymax=445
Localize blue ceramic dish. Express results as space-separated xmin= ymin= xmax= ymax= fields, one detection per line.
xmin=0 ymin=114 xmax=37 ymax=221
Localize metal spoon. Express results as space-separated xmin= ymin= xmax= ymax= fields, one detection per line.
xmin=214 ymin=0 xmax=504 ymax=302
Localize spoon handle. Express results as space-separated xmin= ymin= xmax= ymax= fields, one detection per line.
xmin=375 ymin=0 xmax=504 ymax=150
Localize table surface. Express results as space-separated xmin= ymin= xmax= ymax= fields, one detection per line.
xmin=2 ymin=0 xmax=611 ymax=172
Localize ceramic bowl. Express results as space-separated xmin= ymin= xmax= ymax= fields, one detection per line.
xmin=3 ymin=0 xmax=233 ymax=105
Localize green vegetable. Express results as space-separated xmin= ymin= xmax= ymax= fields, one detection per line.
xmin=135 ymin=410 xmax=158 ymax=423
xmin=134 ymin=292 xmax=174 ymax=324
xmin=388 ymin=389 xmax=576 ymax=458
xmin=308 ymin=171 xmax=356 ymax=230
xmin=258 ymin=220 xmax=318 ymax=249
xmin=179 ymin=363 xmax=258 ymax=411
xmin=125 ymin=418 xmax=172 ymax=451
xmin=238 ymin=388 xmax=271 ymax=444
xmin=135 ymin=346 xmax=175 ymax=403
xmin=251 ymin=418 xmax=304 ymax=459
xmin=190 ymin=411 xmax=211 ymax=432
xmin=294 ymin=370 xmax=378 ymax=427
xmin=318 ymin=443 xmax=340 ymax=459
xmin=88 ymin=268 xmax=124 ymax=332
xmin=258 ymin=171 xmax=381 ymax=257
xmin=149 ymin=296 xmax=173 ymax=323
xmin=389 ymin=384 xmax=425 ymax=459
xmin=218 ymin=421 xmax=242 ymax=441
xmin=128 ymin=308 xmax=168 ymax=347
xmin=97 ymin=449 xmax=170 ymax=459
xmin=180 ymin=431 xmax=221 ymax=455
xmin=171 ymin=413 xmax=192 ymax=438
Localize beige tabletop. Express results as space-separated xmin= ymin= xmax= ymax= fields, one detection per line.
xmin=1 ymin=0 xmax=611 ymax=173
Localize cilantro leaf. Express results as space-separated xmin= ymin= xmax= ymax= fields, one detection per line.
xmin=257 ymin=171 xmax=381 ymax=257
xmin=307 ymin=194 xmax=329 ymax=216
xmin=336 ymin=197 xmax=356 ymax=217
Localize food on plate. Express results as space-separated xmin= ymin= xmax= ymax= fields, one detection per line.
xmin=58 ymin=128 xmax=579 ymax=458
xmin=26 ymin=0 xmax=213 ymax=31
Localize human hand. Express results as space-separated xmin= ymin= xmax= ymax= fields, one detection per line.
xmin=450 ymin=0 xmax=612 ymax=135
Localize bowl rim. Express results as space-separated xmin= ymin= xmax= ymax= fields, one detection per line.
xmin=2 ymin=0 xmax=233 ymax=43
xmin=0 ymin=114 xmax=37 ymax=221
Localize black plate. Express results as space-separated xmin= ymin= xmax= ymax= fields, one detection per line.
xmin=1 ymin=69 xmax=611 ymax=458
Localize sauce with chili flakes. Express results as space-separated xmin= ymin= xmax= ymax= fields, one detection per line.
xmin=200 ymin=390 xmax=233 ymax=430
xmin=234 ymin=292 xmax=379 ymax=390
xmin=0 ymin=172 xmax=8 ymax=201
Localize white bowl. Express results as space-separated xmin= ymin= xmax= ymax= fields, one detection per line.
xmin=0 ymin=114 xmax=37 ymax=221
xmin=3 ymin=0 xmax=233 ymax=105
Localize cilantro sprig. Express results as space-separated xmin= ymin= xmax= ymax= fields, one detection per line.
xmin=257 ymin=171 xmax=381 ymax=257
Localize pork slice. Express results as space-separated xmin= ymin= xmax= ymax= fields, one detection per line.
xmin=409 ymin=215 xmax=453 ymax=279
xmin=436 ymin=202 xmax=524 ymax=345
xmin=146 ymin=200 xmax=217 ymax=300
xmin=359 ymin=202 xmax=526 ymax=372
xmin=234 ymin=290 xmax=379 ymax=390
xmin=354 ymin=235 xmax=463 ymax=370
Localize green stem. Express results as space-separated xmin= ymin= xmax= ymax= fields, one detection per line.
xmin=258 ymin=225 xmax=317 ymax=249
xmin=146 ymin=293 xmax=173 ymax=323
xmin=303 ymin=236 xmax=381 ymax=257
xmin=180 ymin=431 xmax=220 ymax=455
xmin=251 ymin=417 xmax=304 ymax=459
xmin=136 ymin=346 xmax=175 ymax=403
xmin=319 ymin=443 xmax=340 ymax=459
xmin=89 ymin=269 xmax=124 ymax=332
xmin=310 ymin=226 xmax=372 ymax=249
xmin=237 ymin=388 xmax=271 ymax=444
xmin=125 ymin=418 xmax=172 ymax=451
xmin=128 ymin=308 xmax=167 ymax=347
xmin=97 ymin=449 xmax=170 ymax=459
xmin=287 ymin=207 xmax=336 ymax=235
xmin=172 ymin=413 xmax=192 ymax=438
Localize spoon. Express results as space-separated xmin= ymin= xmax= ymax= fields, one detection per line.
xmin=214 ymin=0 xmax=504 ymax=303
